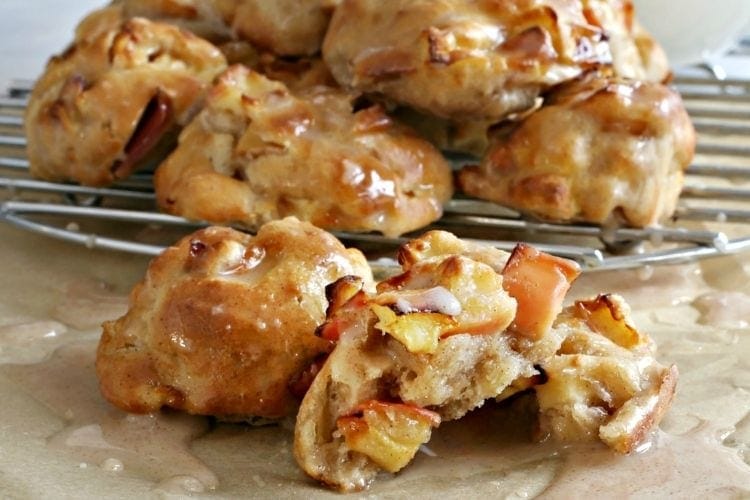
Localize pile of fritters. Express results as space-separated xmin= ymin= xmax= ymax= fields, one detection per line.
xmin=26 ymin=0 xmax=695 ymax=234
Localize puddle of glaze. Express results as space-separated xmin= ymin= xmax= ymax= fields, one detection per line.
xmin=693 ymin=291 xmax=750 ymax=329
xmin=539 ymin=424 xmax=750 ymax=498
xmin=52 ymin=280 xmax=129 ymax=331
xmin=0 ymin=341 xmax=217 ymax=492
xmin=0 ymin=319 xmax=68 ymax=363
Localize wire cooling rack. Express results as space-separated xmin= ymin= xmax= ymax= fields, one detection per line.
xmin=2 ymin=72 xmax=750 ymax=271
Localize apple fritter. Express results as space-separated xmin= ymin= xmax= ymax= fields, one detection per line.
xmin=459 ymin=72 xmax=695 ymax=227
xmin=25 ymin=5 xmax=227 ymax=186
xmin=323 ymin=0 xmax=611 ymax=121
xmin=294 ymin=231 xmax=676 ymax=490
xmin=154 ymin=65 xmax=453 ymax=237
xmin=294 ymin=235 xmax=526 ymax=491
xmin=537 ymin=294 xmax=678 ymax=453
xmin=96 ymin=218 xmax=374 ymax=420
xmin=219 ymin=0 xmax=341 ymax=56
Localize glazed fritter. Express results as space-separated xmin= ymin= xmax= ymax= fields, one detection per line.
xmin=294 ymin=231 xmax=677 ymax=491
xmin=458 ymin=72 xmax=695 ymax=227
xmin=25 ymin=5 xmax=227 ymax=186
xmin=96 ymin=218 xmax=374 ymax=420
xmin=323 ymin=0 xmax=611 ymax=121
xmin=154 ymin=65 xmax=453 ymax=237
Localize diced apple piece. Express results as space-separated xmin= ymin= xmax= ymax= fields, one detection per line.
xmin=336 ymin=400 xmax=440 ymax=473
xmin=325 ymin=275 xmax=366 ymax=315
xmin=574 ymin=295 xmax=647 ymax=349
xmin=371 ymin=304 xmax=457 ymax=354
xmin=502 ymin=244 xmax=581 ymax=339
xmin=316 ymin=276 xmax=369 ymax=342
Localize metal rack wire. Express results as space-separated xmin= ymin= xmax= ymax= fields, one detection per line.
xmin=2 ymin=72 xmax=750 ymax=271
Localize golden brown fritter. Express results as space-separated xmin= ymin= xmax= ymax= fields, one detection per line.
xmin=581 ymin=0 xmax=670 ymax=82
xmin=154 ymin=65 xmax=453 ymax=237
xmin=25 ymin=5 xmax=227 ymax=186
xmin=458 ymin=72 xmax=696 ymax=227
xmin=96 ymin=218 xmax=374 ymax=420
xmin=323 ymin=0 xmax=611 ymax=121
xmin=294 ymin=231 xmax=677 ymax=491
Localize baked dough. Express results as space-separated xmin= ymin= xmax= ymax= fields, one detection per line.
xmin=458 ymin=72 xmax=696 ymax=227
xmin=154 ymin=65 xmax=453 ymax=237
xmin=323 ymin=0 xmax=611 ymax=120
xmin=96 ymin=218 xmax=374 ymax=419
xmin=25 ymin=5 xmax=227 ymax=186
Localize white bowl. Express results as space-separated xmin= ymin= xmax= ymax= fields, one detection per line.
xmin=633 ymin=0 xmax=750 ymax=66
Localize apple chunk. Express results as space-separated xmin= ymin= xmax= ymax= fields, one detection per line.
xmin=336 ymin=401 xmax=441 ymax=473
xmin=371 ymin=304 xmax=457 ymax=354
xmin=574 ymin=294 xmax=648 ymax=349
xmin=315 ymin=276 xmax=369 ymax=342
xmin=502 ymin=244 xmax=581 ymax=339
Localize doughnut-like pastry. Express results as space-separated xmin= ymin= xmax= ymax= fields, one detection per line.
xmin=25 ymin=6 xmax=227 ymax=186
xmin=96 ymin=218 xmax=374 ymax=419
xmin=458 ymin=72 xmax=696 ymax=227
xmin=581 ymin=0 xmax=670 ymax=82
xmin=294 ymin=232 xmax=677 ymax=491
xmin=322 ymin=0 xmax=611 ymax=120
xmin=154 ymin=65 xmax=453 ymax=237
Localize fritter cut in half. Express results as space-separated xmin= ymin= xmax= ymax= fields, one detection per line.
xmin=323 ymin=0 xmax=611 ymax=121
xmin=154 ymin=65 xmax=453 ymax=237
xmin=459 ymin=72 xmax=695 ymax=227
xmin=25 ymin=5 xmax=227 ymax=186
xmin=294 ymin=231 xmax=677 ymax=491
xmin=96 ymin=218 xmax=373 ymax=420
